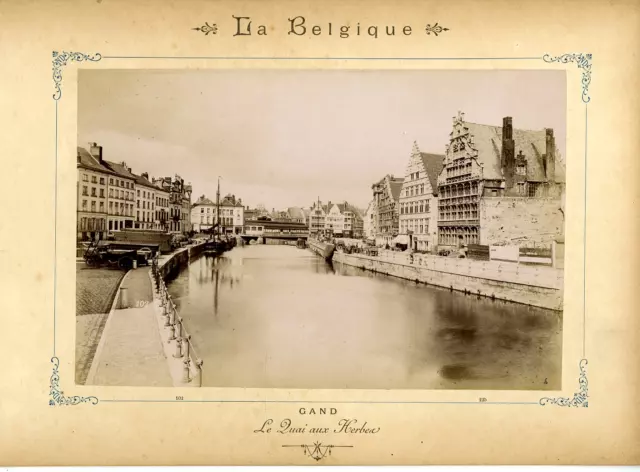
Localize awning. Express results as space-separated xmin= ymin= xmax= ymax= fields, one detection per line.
xmin=392 ymin=235 xmax=410 ymax=245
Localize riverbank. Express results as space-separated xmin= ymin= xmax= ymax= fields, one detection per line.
xmin=79 ymin=241 xmax=210 ymax=386
xmin=332 ymin=250 xmax=563 ymax=311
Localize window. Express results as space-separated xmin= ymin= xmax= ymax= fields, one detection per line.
xmin=99 ymin=189 xmax=104 ymax=198
xmin=82 ymin=186 xmax=88 ymax=196
xmin=415 ymin=171 xmax=419 ymax=179
xmin=517 ymin=165 xmax=526 ymax=176
xmin=109 ymin=202 xmax=113 ymax=211
xmin=137 ymin=190 xmax=140 ymax=197
xmin=82 ymin=200 xmax=87 ymax=210
xmin=91 ymin=201 xmax=96 ymax=212
xmin=109 ymin=178 xmax=113 ymax=185
xmin=91 ymin=176 xmax=97 ymax=183
xmin=528 ymin=183 xmax=538 ymax=198
xmin=82 ymin=174 xmax=89 ymax=182
xmin=201 ymin=208 xmax=204 ymax=213
xmin=90 ymin=187 xmax=97 ymax=197
xmin=99 ymin=202 xmax=104 ymax=212
xmin=100 ymin=177 xmax=105 ymax=185
xmin=109 ymin=189 xmax=113 ymax=197
xmin=517 ymin=182 xmax=525 ymax=195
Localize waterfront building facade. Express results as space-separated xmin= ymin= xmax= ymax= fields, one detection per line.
xmin=437 ymin=112 xmax=566 ymax=247
xmin=99 ymin=153 xmax=137 ymax=233
xmin=309 ymin=199 xmax=327 ymax=236
xmin=133 ymin=172 xmax=157 ymax=230
xmin=218 ymin=194 xmax=244 ymax=234
xmin=190 ymin=195 xmax=217 ymax=232
xmin=363 ymin=200 xmax=378 ymax=241
xmin=372 ymin=175 xmax=404 ymax=245
xmin=76 ymin=146 xmax=112 ymax=241
xmin=398 ymin=142 xmax=444 ymax=252
xmin=153 ymin=184 xmax=170 ymax=231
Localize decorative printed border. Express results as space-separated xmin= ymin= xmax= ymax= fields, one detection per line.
xmin=50 ymin=357 xmax=98 ymax=406
xmin=52 ymin=51 xmax=591 ymax=412
xmin=543 ymin=53 xmax=592 ymax=103
xmin=52 ymin=51 xmax=102 ymax=101
xmin=539 ymin=359 xmax=588 ymax=407
xmin=192 ymin=22 xmax=218 ymax=36
xmin=282 ymin=443 xmax=353 ymax=461
xmin=424 ymin=23 xmax=450 ymax=36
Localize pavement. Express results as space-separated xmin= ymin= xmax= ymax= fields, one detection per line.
xmin=85 ymin=266 xmax=173 ymax=387
xmin=75 ymin=265 xmax=126 ymax=384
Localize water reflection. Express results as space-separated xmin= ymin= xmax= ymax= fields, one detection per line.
xmin=167 ymin=245 xmax=562 ymax=390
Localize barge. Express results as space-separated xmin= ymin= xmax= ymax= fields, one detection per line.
xmin=308 ymin=238 xmax=335 ymax=261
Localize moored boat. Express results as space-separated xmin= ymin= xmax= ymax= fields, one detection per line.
xmin=308 ymin=238 xmax=335 ymax=261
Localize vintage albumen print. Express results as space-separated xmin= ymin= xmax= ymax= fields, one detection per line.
xmin=74 ymin=69 xmax=566 ymax=390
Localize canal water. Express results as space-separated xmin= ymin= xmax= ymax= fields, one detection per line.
xmin=167 ymin=245 xmax=562 ymax=390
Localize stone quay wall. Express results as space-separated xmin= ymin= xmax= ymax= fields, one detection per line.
xmin=157 ymin=242 xmax=208 ymax=279
xmin=332 ymin=250 xmax=564 ymax=311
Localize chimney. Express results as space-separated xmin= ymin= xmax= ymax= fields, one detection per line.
xmin=545 ymin=128 xmax=556 ymax=183
xmin=141 ymin=172 xmax=149 ymax=180
xmin=501 ymin=116 xmax=515 ymax=189
xmin=89 ymin=142 xmax=103 ymax=162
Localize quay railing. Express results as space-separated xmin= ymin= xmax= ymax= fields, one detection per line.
xmin=151 ymin=255 xmax=204 ymax=387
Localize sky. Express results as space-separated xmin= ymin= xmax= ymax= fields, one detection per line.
xmin=78 ymin=69 xmax=566 ymax=210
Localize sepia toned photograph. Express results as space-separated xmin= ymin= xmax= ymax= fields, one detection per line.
xmin=75 ymin=69 xmax=566 ymax=390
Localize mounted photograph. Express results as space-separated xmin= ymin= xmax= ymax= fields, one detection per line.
xmin=75 ymin=69 xmax=566 ymax=390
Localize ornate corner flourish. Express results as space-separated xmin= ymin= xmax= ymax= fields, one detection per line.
xmin=543 ymin=53 xmax=592 ymax=103
xmin=425 ymin=23 xmax=450 ymax=36
xmin=49 ymin=357 xmax=98 ymax=406
xmin=539 ymin=359 xmax=588 ymax=407
xmin=52 ymin=51 xmax=102 ymax=101
xmin=282 ymin=443 xmax=353 ymax=461
xmin=192 ymin=22 xmax=218 ymax=36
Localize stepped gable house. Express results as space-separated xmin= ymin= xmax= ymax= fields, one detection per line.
xmin=398 ymin=142 xmax=445 ymax=252
xmin=437 ymin=111 xmax=566 ymax=247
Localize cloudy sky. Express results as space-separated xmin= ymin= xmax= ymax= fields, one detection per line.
xmin=78 ymin=69 xmax=565 ymax=210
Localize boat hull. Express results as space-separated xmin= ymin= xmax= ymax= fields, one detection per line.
xmin=308 ymin=239 xmax=335 ymax=261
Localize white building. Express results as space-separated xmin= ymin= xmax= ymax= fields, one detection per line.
xmin=134 ymin=172 xmax=157 ymax=230
xmin=191 ymin=194 xmax=244 ymax=234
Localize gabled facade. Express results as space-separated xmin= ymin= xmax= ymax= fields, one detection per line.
xmin=437 ymin=112 xmax=566 ymax=247
xmin=363 ymin=200 xmax=378 ymax=241
xmin=309 ymin=199 xmax=328 ymax=235
xmin=372 ymin=175 xmax=404 ymax=244
xmin=398 ymin=142 xmax=444 ymax=252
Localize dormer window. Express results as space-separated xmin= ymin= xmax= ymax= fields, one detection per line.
xmin=453 ymin=144 xmax=458 ymax=152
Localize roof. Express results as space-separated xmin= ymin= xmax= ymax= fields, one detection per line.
xmin=464 ymin=122 xmax=565 ymax=183
xmin=220 ymin=196 xmax=243 ymax=207
xmin=388 ymin=179 xmax=404 ymax=201
xmin=287 ymin=207 xmax=305 ymax=220
xmin=133 ymin=173 xmax=157 ymax=189
xmin=103 ymin=160 xmax=137 ymax=181
xmin=77 ymin=147 xmax=116 ymax=175
xmin=192 ymin=197 xmax=215 ymax=207
xmin=419 ymin=152 xmax=445 ymax=195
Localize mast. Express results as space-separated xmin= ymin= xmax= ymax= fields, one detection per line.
xmin=216 ymin=176 xmax=221 ymax=238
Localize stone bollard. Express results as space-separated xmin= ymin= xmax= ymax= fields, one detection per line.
xmin=168 ymin=323 xmax=176 ymax=341
xmin=193 ymin=360 xmax=204 ymax=387
xmin=119 ymin=287 xmax=129 ymax=309
xmin=175 ymin=318 xmax=183 ymax=339
xmin=133 ymin=260 xmax=137 ymax=269
xmin=182 ymin=358 xmax=191 ymax=384
xmin=173 ymin=336 xmax=183 ymax=358
xmin=183 ymin=335 xmax=191 ymax=362
xmin=164 ymin=296 xmax=172 ymax=327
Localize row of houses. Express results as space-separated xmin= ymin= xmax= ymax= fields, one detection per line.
xmin=364 ymin=112 xmax=566 ymax=252
xmin=76 ymin=143 xmax=192 ymax=241
xmin=309 ymin=199 xmax=364 ymax=239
